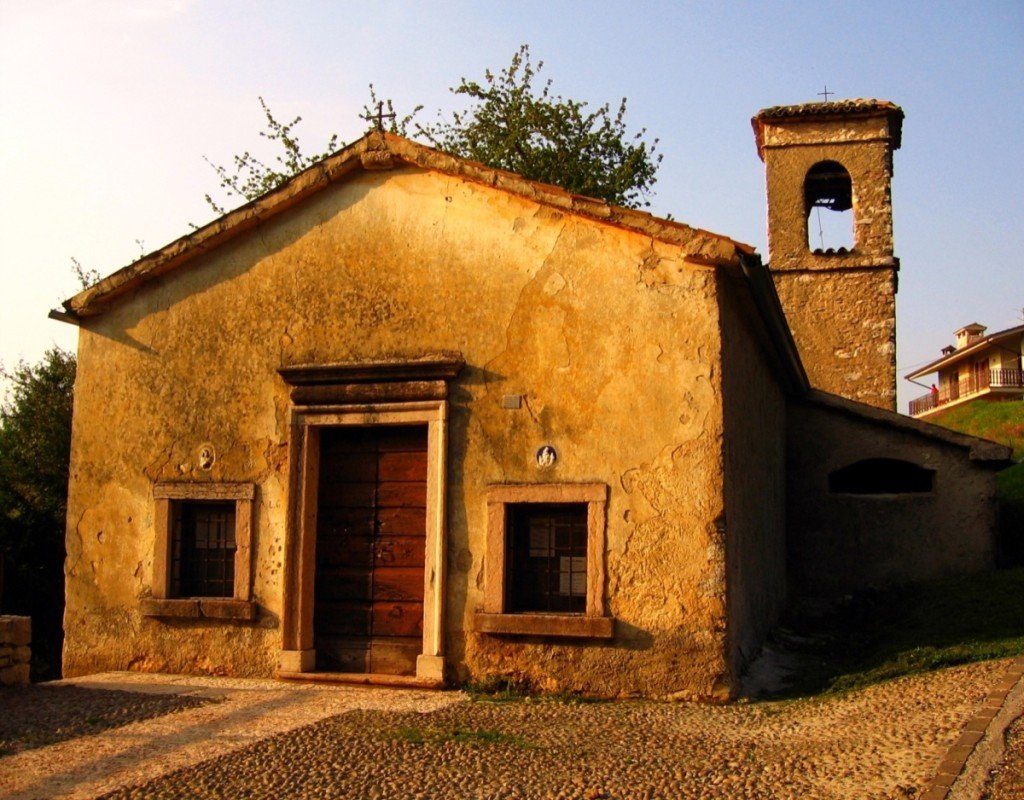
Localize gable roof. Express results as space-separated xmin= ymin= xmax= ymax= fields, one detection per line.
xmin=53 ymin=131 xmax=755 ymax=322
xmin=803 ymin=389 xmax=1013 ymax=466
xmin=905 ymin=323 xmax=1024 ymax=381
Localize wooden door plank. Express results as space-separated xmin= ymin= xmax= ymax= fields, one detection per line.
xmin=371 ymin=601 xmax=424 ymax=638
xmin=372 ymin=566 xmax=425 ymax=602
xmin=377 ymin=507 xmax=426 ymax=536
xmin=314 ymin=424 xmax=428 ymax=677
xmin=377 ymin=481 xmax=426 ymax=508
xmin=372 ymin=535 xmax=425 ymax=568
xmin=317 ymin=639 xmax=371 ymax=673
xmin=378 ymin=450 xmax=428 ymax=481
xmin=321 ymin=481 xmax=377 ymax=509
xmin=319 ymin=452 xmax=378 ymax=482
xmin=369 ymin=638 xmax=421 ymax=675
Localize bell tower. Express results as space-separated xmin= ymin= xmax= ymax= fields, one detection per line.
xmin=752 ymin=99 xmax=903 ymax=410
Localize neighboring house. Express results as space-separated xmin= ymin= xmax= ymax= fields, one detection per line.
xmin=906 ymin=323 xmax=1024 ymax=418
xmin=51 ymin=100 xmax=1011 ymax=700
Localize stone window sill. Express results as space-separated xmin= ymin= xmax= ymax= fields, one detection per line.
xmin=140 ymin=598 xmax=257 ymax=621
xmin=474 ymin=612 xmax=613 ymax=639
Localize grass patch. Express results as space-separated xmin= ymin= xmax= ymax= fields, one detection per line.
xmin=922 ymin=400 xmax=1024 ymax=564
xmin=464 ymin=676 xmax=530 ymax=703
xmin=998 ymin=462 xmax=1024 ymax=563
xmin=928 ymin=400 xmax=1024 ymax=458
xmin=392 ymin=725 xmax=532 ymax=748
xmin=773 ymin=567 xmax=1024 ymax=698
xmin=464 ymin=676 xmax=606 ymax=705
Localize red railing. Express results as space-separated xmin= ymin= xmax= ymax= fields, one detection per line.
xmin=909 ymin=368 xmax=1023 ymax=416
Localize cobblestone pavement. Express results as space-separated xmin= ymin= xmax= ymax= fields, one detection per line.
xmin=982 ymin=714 xmax=1024 ymax=800
xmin=0 ymin=674 xmax=460 ymax=800
xmin=0 ymin=685 xmax=209 ymax=757
xmin=0 ymin=661 xmax=1019 ymax=800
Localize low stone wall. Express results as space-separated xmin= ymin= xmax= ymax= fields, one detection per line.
xmin=0 ymin=615 xmax=31 ymax=684
xmin=786 ymin=392 xmax=1010 ymax=599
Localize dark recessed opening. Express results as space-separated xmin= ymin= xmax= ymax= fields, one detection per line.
xmin=806 ymin=160 xmax=854 ymax=252
xmin=507 ymin=503 xmax=587 ymax=613
xmin=828 ymin=458 xmax=935 ymax=495
xmin=170 ymin=500 xmax=236 ymax=597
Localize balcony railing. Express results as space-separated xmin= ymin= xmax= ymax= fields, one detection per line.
xmin=909 ymin=368 xmax=1024 ymax=416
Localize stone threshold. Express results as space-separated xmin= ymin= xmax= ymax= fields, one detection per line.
xmin=920 ymin=656 xmax=1024 ymax=800
xmin=275 ymin=671 xmax=445 ymax=690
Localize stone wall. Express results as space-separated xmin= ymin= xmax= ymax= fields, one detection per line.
xmin=773 ymin=269 xmax=896 ymax=409
xmin=786 ymin=391 xmax=1008 ymax=598
xmin=759 ymin=113 xmax=899 ymax=410
xmin=0 ymin=616 xmax=31 ymax=684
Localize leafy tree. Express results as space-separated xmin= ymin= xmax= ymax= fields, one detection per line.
xmin=0 ymin=348 xmax=76 ymax=679
xmin=203 ymin=45 xmax=661 ymax=214
xmin=203 ymin=97 xmax=343 ymax=215
xmin=418 ymin=45 xmax=661 ymax=208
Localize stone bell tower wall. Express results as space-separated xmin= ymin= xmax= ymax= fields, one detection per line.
xmin=754 ymin=102 xmax=902 ymax=410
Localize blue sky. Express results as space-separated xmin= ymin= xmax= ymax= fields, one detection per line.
xmin=1 ymin=0 xmax=1021 ymax=409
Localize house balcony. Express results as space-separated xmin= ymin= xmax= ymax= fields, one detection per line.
xmin=909 ymin=369 xmax=1024 ymax=417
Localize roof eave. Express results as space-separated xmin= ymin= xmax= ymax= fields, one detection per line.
xmin=58 ymin=132 xmax=755 ymax=320
xmin=738 ymin=252 xmax=810 ymax=396
xmin=905 ymin=324 xmax=1024 ymax=381
xmin=805 ymin=389 xmax=1014 ymax=466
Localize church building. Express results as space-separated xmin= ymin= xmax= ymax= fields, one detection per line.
xmin=53 ymin=99 xmax=1010 ymax=699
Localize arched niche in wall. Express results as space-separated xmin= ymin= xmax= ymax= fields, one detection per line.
xmin=805 ymin=160 xmax=854 ymax=253
xmin=828 ymin=458 xmax=935 ymax=495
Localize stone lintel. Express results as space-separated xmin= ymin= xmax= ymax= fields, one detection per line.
xmin=279 ymin=355 xmax=465 ymax=387
xmin=290 ymin=380 xmax=448 ymax=406
xmin=153 ymin=482 xmax=256 ymax=501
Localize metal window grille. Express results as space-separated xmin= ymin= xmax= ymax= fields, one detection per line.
xmin=508 ymin=504 xmax=587 ymax=613
xmin=170 ymin=501 xmax=236 ymax=598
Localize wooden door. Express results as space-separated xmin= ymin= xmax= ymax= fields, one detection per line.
xmin=314 ymin=425 xmax=427 ymax=675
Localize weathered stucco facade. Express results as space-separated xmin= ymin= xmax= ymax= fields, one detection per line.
xmin=62 ymin=135 xmax=790 ymax=699
xmin=57 ymin=103 xmax=1011 ymax=699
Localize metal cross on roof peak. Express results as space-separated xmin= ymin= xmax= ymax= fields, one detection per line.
xmin=818 ymin=85 xmax=835 ymax=103
xmin=361 ymin=101 xmax=397 ymax=131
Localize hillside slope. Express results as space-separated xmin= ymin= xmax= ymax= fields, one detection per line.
xmin=927 ymin=399 xmax=1023 ymax=562
xmin=927 ymin=399 xmax=1024 ymax=458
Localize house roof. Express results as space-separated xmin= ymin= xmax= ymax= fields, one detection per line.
xmin=53 ymin=131 xmax=755 ymax=321
xmin=804 ymin=389 xmax=1013 ymax=466
xmin=751 ymin=99 xmax=904 ymax=159
xmin=905 ymin=323 xmax=1024 ymax=381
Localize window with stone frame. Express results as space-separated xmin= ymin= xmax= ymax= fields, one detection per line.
xmin=170 ymin=501 xmax=237 ymax=598
xmin=475 ymin=483 xmax=613 ymax=639
xmin=507 ymin=503 xmax=588 ymax=614
xmin=141 ymin=482 xmax=257 ymax=620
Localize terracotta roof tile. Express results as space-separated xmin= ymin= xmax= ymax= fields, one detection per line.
xmin=752 ymin=98 xmax=904 ymax=155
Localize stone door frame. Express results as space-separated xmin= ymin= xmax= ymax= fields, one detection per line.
xmin=277 ymin=357 xmax=462 ymax=683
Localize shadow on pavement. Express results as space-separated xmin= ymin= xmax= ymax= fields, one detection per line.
xmin=0 ymin=684 xmax=210 ymax=757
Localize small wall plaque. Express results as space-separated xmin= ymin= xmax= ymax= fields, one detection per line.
xmin=198 ymin=444 xmax=216 ymax=471
xmin=536 ymin=445 xmax=557 ymax=469
xmin=502 ymin=394 xmax=523 ymax=409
